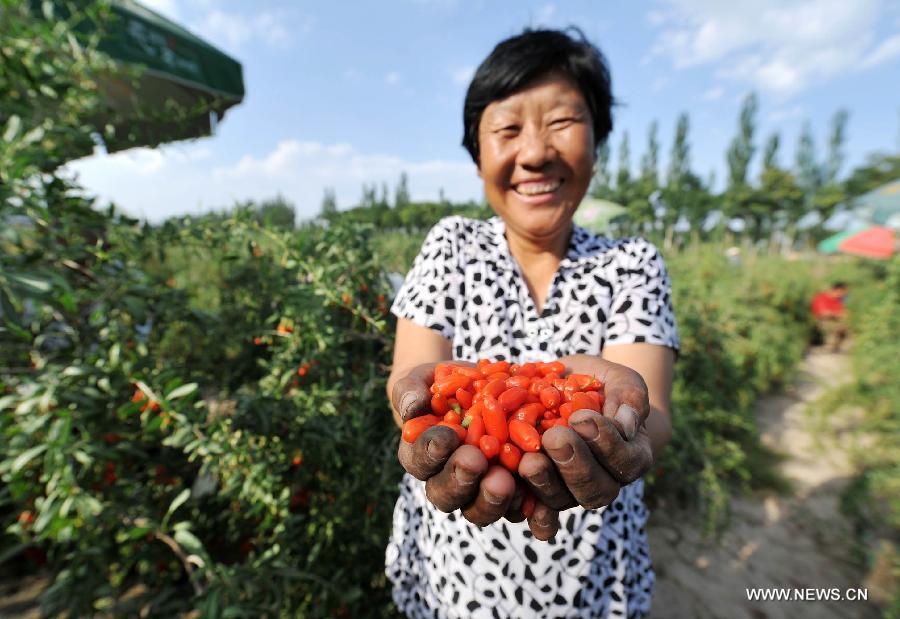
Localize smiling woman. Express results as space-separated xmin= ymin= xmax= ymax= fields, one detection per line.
xmin=385 ymin=27 xmax=678 ymax=618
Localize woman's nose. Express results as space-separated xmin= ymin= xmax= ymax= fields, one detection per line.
xmin=516 ymin=126 xmax=555 ymax=168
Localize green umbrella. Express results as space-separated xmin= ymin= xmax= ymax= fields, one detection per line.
xmin=817 ymin=229 xmax=860 ymax=254
xmin=574 ymin=198 xmax=628 ymax=234
xmin=44 ymin=0 xmax=245 ymax=153
xmin=848 ymin=179 xmax=900 ymax=229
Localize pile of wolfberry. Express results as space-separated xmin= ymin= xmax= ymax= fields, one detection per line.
xmin=401 ymin=359 xmax=605 ymax=513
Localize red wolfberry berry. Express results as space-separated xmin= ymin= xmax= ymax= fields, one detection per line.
xmin=401 ymin=414 xmax=441 ymax=443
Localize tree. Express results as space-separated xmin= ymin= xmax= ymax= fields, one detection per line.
xmin=824 ymin=109 xmax=849 ymax=185
xmin=756 ymin=132 xmax=803 ymax=237
xmin=320 ymin=187 xmax=338 ymax=217
xmin=663 ymin=113 xmax=710 ymax=234
xmin=726 ymin=93 xmax=758 ymax=189
xmin=639 ymin=120 xmax=660 ymax=187
xmin=590 ymin=141 xmax=612 ymax=199
xmin=795 ymin=121 xmax=821 ymax=210
xmin=256 ymin=194 xmax=296 ymax=229
xmin=628 ymin=121 xmax=661 ymax=229
xmin=614 ymin=131 xmax=632 ymax=206
xmin=395 ymin=172 xmax=411 ymax=209
xmin=843 ymin=153 xmax=900 ymax=197
xmin=762 ymin=133 xmax=780 ymax=170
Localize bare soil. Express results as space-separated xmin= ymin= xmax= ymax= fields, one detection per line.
xmin=648 ymin=347 xmax=884 ymax=618
xmin=2 ymin=348 xmax=885 ymax=618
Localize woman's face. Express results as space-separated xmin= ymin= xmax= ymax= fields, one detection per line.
xmin=477 ymin=72 xmax=596 ymax=245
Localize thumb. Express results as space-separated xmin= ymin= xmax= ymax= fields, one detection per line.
xmin=391 ymin=362 xmax=438 ymax=423
xmin=601 ymin=374 xmax=649 ymax=442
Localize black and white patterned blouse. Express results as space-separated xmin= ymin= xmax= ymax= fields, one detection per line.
xmin=386 ymin=215 xmax=679 ymax=619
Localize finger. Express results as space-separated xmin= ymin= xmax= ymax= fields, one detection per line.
xmin=527 ymin=500 xmax=560 ymax=541
xmin=424 ymin=445 xmax=489 ymax=513
xmin=397 ymin=424 xmax=459 ymax=481
xmin=460 ymin=465 xmax=516 ymax=527
xmin=569 ymin=410 xmax=654 ymax=484
xmin=391 ymin=363 xmax=439 ymax=423
xmin=503 ymin=479 xmax=528 ymax=523
xmin=518 ymin=452 xmax=577 ymax=512
xmin=541 ymin=426 xmax=620 ymax=510
xmin=601 ymin=373 xmax=650 ymax=441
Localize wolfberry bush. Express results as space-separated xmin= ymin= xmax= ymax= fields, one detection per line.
xmin=6 ymin=2 xmax=889 ymax=617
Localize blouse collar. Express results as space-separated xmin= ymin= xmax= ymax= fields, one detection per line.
xmin=487 ymin=216 xmax=606 ymax=270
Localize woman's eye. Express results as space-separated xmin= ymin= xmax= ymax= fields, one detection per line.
xmin=496 ymin=125 xmax=520 ymax=136
xmin=551 ymin=117 xmax=577 ymax=128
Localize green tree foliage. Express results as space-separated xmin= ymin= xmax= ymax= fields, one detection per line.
xmin=255 ymin=194 xmax=296 ymax=230
xmin=394 ymin=171 xmax=411 ymax=209
xmin=723 ymin=93 xmax=758 ymax=231
xmin=726 ymin=93 xmax=758 ymax=188
xmin=795 ymin=121 xmax=822 ymax=212
xmin=843 ymin=153 xmax=900 ymax=197
xmin=662 ymin=113 xmax=711 ymax=234
xmin=755 ymin=133 xmax=803 ymax=238
xmin=590 ymin=141 xmax=613 ymax=200
xmin=824 ymin=109 xmax=849 ymax=185
xmin=614 ymin=130 xmax=632 ymax=206
xmin=320 ymin=186 xmax=338 ymax=216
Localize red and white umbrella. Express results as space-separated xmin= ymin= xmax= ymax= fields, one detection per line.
xmin=837 ymin=225 xmax=896 ymax=259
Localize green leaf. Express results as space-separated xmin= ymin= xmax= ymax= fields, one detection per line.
xmin=11 ymin=444 xmax=48 ymax=473
xmin=3 ymin=115 xmax=21 ymax=142
xmin=166 ymin=383 xmax=198 ymax=400
xmin=165 ymin=488 xmax=191 ymax=520
xmin=6 ymin=272 xmax=52 ymax=294
xmin=173 ymin=528 xmax=204 ymax=555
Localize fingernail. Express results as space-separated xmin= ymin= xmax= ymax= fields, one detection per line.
xmin=510 ymin=493 xmax=523 ymax=512
xmin=455 ymin=466 xmax=478 ymax=486
xmin=400 ymin=392 xmax=417 ymax=418
xmin=534 ymin=515 xmax=550 ymax=528
xmin=426 ymin=440 xmax=443 ymax=461
xmin=615 ymin=404 xmax=638 ymax=441
xmin=571 ymin=418 xmax=599 ymax=440
xmin=550 ymin=444 xmax=575 ymax=465
xmin=529 ymin=469 xmax=551 ymax=488
xmin=484 ymin=489 xmax=505 ymax=505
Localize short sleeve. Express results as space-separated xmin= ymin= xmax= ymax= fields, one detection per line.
xmin=390 ymin=218 xmax=460 ymax=340
xmin=604 ymin=238 xmax=679 ymax=352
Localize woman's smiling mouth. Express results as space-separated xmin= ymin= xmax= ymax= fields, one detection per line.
xmin=513 ymin=178 xmax=564 ymax=197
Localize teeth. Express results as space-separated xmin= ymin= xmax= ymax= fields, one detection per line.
xmin=516 ymin=180 xmax=561 ymax=195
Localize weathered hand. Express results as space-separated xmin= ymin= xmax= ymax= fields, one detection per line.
xmin=391 ymin=362 xmax=560 ymax=539
xmin=519 ymin=355 xmax=654 ymax=512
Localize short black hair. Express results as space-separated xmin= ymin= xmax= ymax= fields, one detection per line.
xmin=832 ymin=281 xmax=848 ymax=289
xmin=462 ymin=27 xmax=615 ymax=164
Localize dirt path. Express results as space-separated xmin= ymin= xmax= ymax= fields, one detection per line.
xmin=648 ymin=347 xmax=882 ymax=618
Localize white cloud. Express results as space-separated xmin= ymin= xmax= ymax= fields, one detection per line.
xmin=860 ymin=33 xmax=900 ymax=68
xmin=140 ymin=0 xmax=180 ymax=21
xmin=767 ymin=104 xmax=805 ymax=123
xmin=65 ymin=140 xmax=482 ymax=223
xmin=536 ymin=4 xmax=557 ymax=24
xmin=385 ymin=71 xmax=401 ymax=85
xmin=192 ymin=8 xmax=305 ymax=51
xmin=649 ymin=0 xmax=897 ymax=96
xmin=702 ymin=86 xmax=725 ymax=101
xmin=451 ymin=66 xmax=476 ymax=86
xmin=651 ymin=76 xmax=670 ymax=92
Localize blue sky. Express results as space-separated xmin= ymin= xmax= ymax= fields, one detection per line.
xmin=66 ymin=0 xmax=900 ymax=223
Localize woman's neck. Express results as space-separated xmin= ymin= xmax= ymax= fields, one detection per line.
xmin=504 ymin=222 xmax=572 ymax=269
xmin=504 ymin=222 xmax=572 ymax=313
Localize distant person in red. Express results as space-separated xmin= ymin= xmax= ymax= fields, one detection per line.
xmin=811 ymin=282 xmax=848 ymax=352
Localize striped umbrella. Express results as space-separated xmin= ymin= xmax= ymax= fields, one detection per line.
xmin=44 ymin=0 xmax=245 ymax=154
xmin=837 ymin=226 xmax=896 ymax=259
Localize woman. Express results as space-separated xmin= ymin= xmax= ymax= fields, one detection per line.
xmin=385 ymin=28 xmax=678 ymax=618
